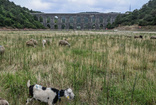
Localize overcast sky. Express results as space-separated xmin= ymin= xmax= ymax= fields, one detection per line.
xmin=9 ymin=0 xmax=149 ymax=13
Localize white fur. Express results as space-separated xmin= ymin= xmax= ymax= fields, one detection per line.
xmin=64 ymin=88 xmax=75 ymax=100
xmin=26 ymin=80 xmax=74 ymax=105
xmin=26 ymin=84 xmax=56 ymax=105
xmin=0 ymin=98 xmax=9 ymax=105
xmin=27 ymin=80 xmax=30 ymax=87
xmin=42 ymin=39 xmax=46 ymax=48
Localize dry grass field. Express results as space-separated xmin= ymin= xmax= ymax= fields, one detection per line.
xmin=0 ymin=30 xmax=156 ymax=105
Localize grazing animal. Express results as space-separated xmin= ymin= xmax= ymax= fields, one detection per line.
xmin=0 ymin=97 xmax=9 ymax=105
xmin=109 ymin=36 xmax=115 ymax=39
xmin=134 ymin=35 xmax=143 ymax=39
xmin=42 ymin=39 xmax=51 ymax=48
xmin=42 ymin=39 xmax=46 ymax=48
xmin=0 ymin=46 xmax=5 ymax=55
xmin=126 ymin=35 xmax=132 ymax=38
xmin=150 ymin=36 xmax=156 ymax=39
xmin=59 ymin=40 xmax=70 ymax=47
xmin=26 ymin=39 xmax=38 ymax=47
xmin=26 ymin=80 xmax=75 ymax=105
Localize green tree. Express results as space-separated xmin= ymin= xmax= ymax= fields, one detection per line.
xmin=139 ymin=20 xmax=147 ymax=26
xmin=0 ymin=14 xmax=4 ymax=26
xmin=152 ymin=16 xmax=156 ymax=25
xmin=113 ymin=0 xmax=156 ymax=27
xmin=144 ymin=14 xmax=153 ymax=22
xmin=4 ymin=18 xmax=12 ymax=26
xmin=106 ymin=23 xmax=114 ymax=29
xmin=0 ymin=0 xmax=44 ymax=29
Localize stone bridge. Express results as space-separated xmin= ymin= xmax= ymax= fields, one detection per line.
xmin=31 ymin=12 xmax=120 ymax=29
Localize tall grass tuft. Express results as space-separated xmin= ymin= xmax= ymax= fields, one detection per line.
xmin=0 ymin=31 xmax=155 ymax=104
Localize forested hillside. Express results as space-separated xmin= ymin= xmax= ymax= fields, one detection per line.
xmin=0 ymin=0 xmax=45 ymax=29
xmin=109 ymin=0 xmax=156 ymax=28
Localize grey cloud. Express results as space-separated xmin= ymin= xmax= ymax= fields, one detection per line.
xmin=9 ymin=0 xmax=150 ymax=13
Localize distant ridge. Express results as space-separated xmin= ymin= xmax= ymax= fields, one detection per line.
xmin=112 ymin=0 xmax=156 ymax=28
xmin=0 ymin=0 xmax=45 ymax=29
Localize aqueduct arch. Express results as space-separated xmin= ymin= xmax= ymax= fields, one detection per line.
xmin=31 ymin=12 xmax=120 ymax=29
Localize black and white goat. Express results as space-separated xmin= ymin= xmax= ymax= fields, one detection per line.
xmin=26 ymin=80 xmax=75 ymax=105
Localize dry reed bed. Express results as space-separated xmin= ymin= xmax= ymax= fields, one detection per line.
xmin=0 ymin=30 xmax=156 ymax=105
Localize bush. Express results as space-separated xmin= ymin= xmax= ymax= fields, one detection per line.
xmin=4 ymin=18 xmax=12 ymax=26
xmin=139 ymin=20 xmax=148 ymax=26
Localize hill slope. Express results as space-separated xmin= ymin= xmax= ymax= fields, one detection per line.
xmin=111 ymin=0 xmax=156 ymax=28
xmin=0 ymin=0 xmax=45 ymax=29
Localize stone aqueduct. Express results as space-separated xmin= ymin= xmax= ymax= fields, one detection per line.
xmin=31 ymin=12 xmax=120 ymax=29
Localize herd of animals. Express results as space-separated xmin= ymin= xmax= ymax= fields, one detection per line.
xmin=0 ymin=35 xmax=156 ymax=105
xmin=26 ymin=38 xmax=71 ymax=48
xmin=0 ymin=38 xmax=71 ymax=56
xmin=0 ymin=38 xmax=71 ymax=105
xmin=127 ymin=35 xmax=156 ymax=39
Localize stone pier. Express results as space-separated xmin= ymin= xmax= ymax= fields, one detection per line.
xmin=31 ymin=12 xmax=120 ymax=29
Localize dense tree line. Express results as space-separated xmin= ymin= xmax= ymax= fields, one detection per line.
xmin=107 ymin=0 xmax=156 ymax=29
xmin=0 ymin=0 xmax=45 ymax=29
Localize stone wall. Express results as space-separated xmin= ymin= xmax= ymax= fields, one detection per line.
xmin=31 ymin=12 xmax=120 ymax=29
